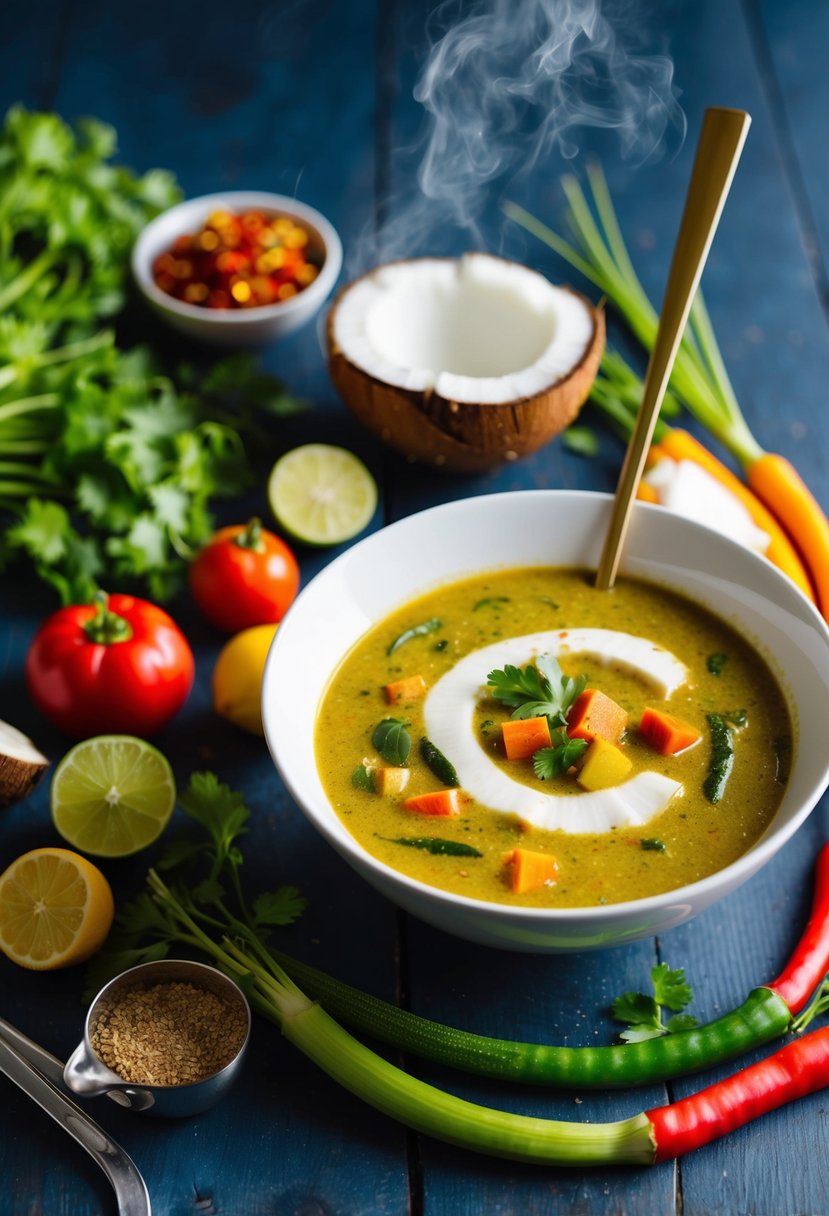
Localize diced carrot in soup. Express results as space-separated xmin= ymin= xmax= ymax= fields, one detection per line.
xmin=502 ymin=847 xmax=559 ymax=893
xmin=501 ymin=715 xmax=552 ymax=760
xmin=385 ymin=674 xmax=427 ymax=704
xmin=640 ymin=707 xmax=701 ymax=755
xmin=403 ymin=789 xmax=462 ymax=817
xmin=568 ymin=689 xmax=628 ymax=744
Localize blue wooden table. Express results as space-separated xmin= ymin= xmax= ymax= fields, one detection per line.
xmin=3 ymin=1 xmax=829 ymax=1212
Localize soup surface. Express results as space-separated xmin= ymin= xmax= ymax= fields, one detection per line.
xmin=315 ymin=568 xmax=792 ymax=907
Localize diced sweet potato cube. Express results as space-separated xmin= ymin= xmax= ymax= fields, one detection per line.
xmin=403 ymin=789 xmax=462 ymax=816
xmin=577 ymin=737 xmax=633 ymax=791
xmin=501 ymin=715 xmax=552 ymax=760
xmin=384 ymin=675 xmax=427 ymax=704
xmin=567 ymin=689 xmax=628 ymax=744
xmin=640 ymin=707 xmax=702 ymax=755
xmin=502 ymin=847 xmax=559 ymax=893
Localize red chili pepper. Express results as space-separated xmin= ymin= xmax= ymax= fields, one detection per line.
xmin=766 ymin=843 xmax=829 ymax=1014
xmin=647 ymin=1027 xmax=829 ymax=1162
xmin=26 ymin=592 xmax=194 ymax=738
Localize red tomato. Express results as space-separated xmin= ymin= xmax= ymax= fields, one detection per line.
xmin=26 ymin=593 xmax=195 ymax=739
xmin=189 ymin=518 xmax=299 ymax=633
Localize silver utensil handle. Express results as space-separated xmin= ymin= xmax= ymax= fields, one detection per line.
xmin=0 ymin=1034 xmax=151 ymax=1216
xmin=0 ymin=1015 xmax=67 ymax=1087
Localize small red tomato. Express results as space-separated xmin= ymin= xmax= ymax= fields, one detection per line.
xmin=189 ymin=518 xmax=299 ymax=633
xmin=26 ymin=593 xmax=195 ymax=739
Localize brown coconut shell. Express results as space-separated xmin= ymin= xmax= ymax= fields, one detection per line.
xmin=0 ymin=725 xmax=49 ymax=810
xmin=327 ymin=266 xmax=605 ymax=473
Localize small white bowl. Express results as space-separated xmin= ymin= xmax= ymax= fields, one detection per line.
xmin=132 ymin=190 xmax=343 ymax=346
xmin=262 ymin=491 xmax=829 ymax=952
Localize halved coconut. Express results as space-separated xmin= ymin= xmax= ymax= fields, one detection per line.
xmin=0 ymin=720 xmax=49 ymax=809
xmin=327 ymin=253 xmax=604 ymax=472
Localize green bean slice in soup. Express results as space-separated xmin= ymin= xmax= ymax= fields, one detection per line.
xmin=315 ymin=568 xmax=791 ymax=908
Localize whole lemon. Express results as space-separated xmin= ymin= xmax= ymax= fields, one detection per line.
xmin=212 ymin=623 xmax=279 ymax=736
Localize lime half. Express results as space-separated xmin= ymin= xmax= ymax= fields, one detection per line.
xmin=51 ymin=736 xmax=176 ymax=858
xmin=268 ymin=444 xmax=377 ymax=546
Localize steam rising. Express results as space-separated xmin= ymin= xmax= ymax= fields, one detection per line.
xmin=361 ymin=0 xmax=685 ymax=268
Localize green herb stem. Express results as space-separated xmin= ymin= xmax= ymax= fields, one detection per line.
xmin=0 ymin=248 xmax=57 ymax=313
xmin=0 ymin=394 xmax=60 ymax=424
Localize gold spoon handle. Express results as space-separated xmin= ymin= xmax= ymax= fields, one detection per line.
xmin=595 ymin=106 xmax=752 ymax=590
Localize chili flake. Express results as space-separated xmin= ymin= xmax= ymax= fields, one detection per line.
xmin=152 ymin=209 xmax=322 ymax=310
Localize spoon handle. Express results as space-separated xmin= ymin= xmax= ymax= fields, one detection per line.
xmin=0 ymin=1028 xmax=151 ymax=1216
xmin=595 ymin=106 xmax=751 ymax=590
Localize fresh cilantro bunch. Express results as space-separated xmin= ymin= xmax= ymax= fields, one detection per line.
xmin=0 ymin=108 xmax=304 ymax=602
xmin=611 ymin=963 xmax=699 ymax=1042
xmin=487 ymin=653 xmax=587 ymax=777
xmin=85 ymin=771 xmax=307 ymax=1000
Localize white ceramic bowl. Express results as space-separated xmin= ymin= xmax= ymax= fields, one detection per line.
xmin=262 ymin=490 xmax=829 ymax=952
xmin=132 ymin=191 xmax=343 ymax=346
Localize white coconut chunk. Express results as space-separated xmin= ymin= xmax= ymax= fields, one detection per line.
xmin=423 ymin=630 xmax=686 ymax=836
xmin=332 ymin=253 xmax=596 ymax=402
xmin=645 ymin=458 xmax=770 ymax=554
xmin=0 ymin=720 xmax=49 ymax=810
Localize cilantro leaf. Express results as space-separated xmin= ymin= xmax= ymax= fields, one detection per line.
xmin=251 ymin=887 xmax=308 ymax=928
xmin=532 ymin=732 xmax=588 ymax=779
xmin=6 ymin=499 xmax=70 ymax=563
xmin=651 ymin=963 xmax=694 ymax=1012
xmin=487 ymin=653 xmax=586 ymax=729
xmin=179 ymin=772 xmax=250 ymax=867
xmin=666 ymin=1013 xmax=699 ymax=1033
xmin=611 ymin=963 xmax=697 ymax=1042
xmin=611 ymin=991 xmax=659 ymax=1028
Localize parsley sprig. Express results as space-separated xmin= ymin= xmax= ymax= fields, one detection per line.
xmin=85 ymin=771 xmax=307 ymax=999
xmin=611 ymin=963 xmax=698 ymax=1042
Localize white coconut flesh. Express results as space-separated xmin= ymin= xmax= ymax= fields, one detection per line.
xmin=0 ymin=719 xmax=49 ymax=810
xmin=423 ymin=629 xmax=687 ymax=835
xmin=331 ymin=254 xmax=597 ymax=404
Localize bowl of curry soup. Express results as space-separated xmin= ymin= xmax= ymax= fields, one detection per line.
xmin=262 ymin=490 xmax=829 ymax=951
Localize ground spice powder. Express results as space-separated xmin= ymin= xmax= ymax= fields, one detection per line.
xmin=90 ymin=980 xmax=247 ymax=1086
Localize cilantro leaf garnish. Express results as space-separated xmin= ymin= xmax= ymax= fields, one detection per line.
xmin=532 ymin=730 xmax=588 ymax=779
xmin=487 ymin=653 xmax=586 ymax=730
xmin=611 ymin=963 xmax=698 ymax=1042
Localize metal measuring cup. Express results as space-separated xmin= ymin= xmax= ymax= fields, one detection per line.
xmin=64 ymin=958 xmax=251 ymax=1118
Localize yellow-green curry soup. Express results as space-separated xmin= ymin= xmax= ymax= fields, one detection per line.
xmin=315 ymin=568 xmax=792 ymax=909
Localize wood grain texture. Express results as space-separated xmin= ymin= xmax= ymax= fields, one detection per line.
xmin=2 ymin=0 xmax=829 ymax=1213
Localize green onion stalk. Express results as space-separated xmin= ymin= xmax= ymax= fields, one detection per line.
xmin=505 ymin=164 xmax=829 ymax=621
xmin=504 ymin=164 xmax=761 ymax=466
xmin=147 ymin=870 xmax=655 ymax=1166
xmin=138 ymin=846 xmax=826 ymax=1167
